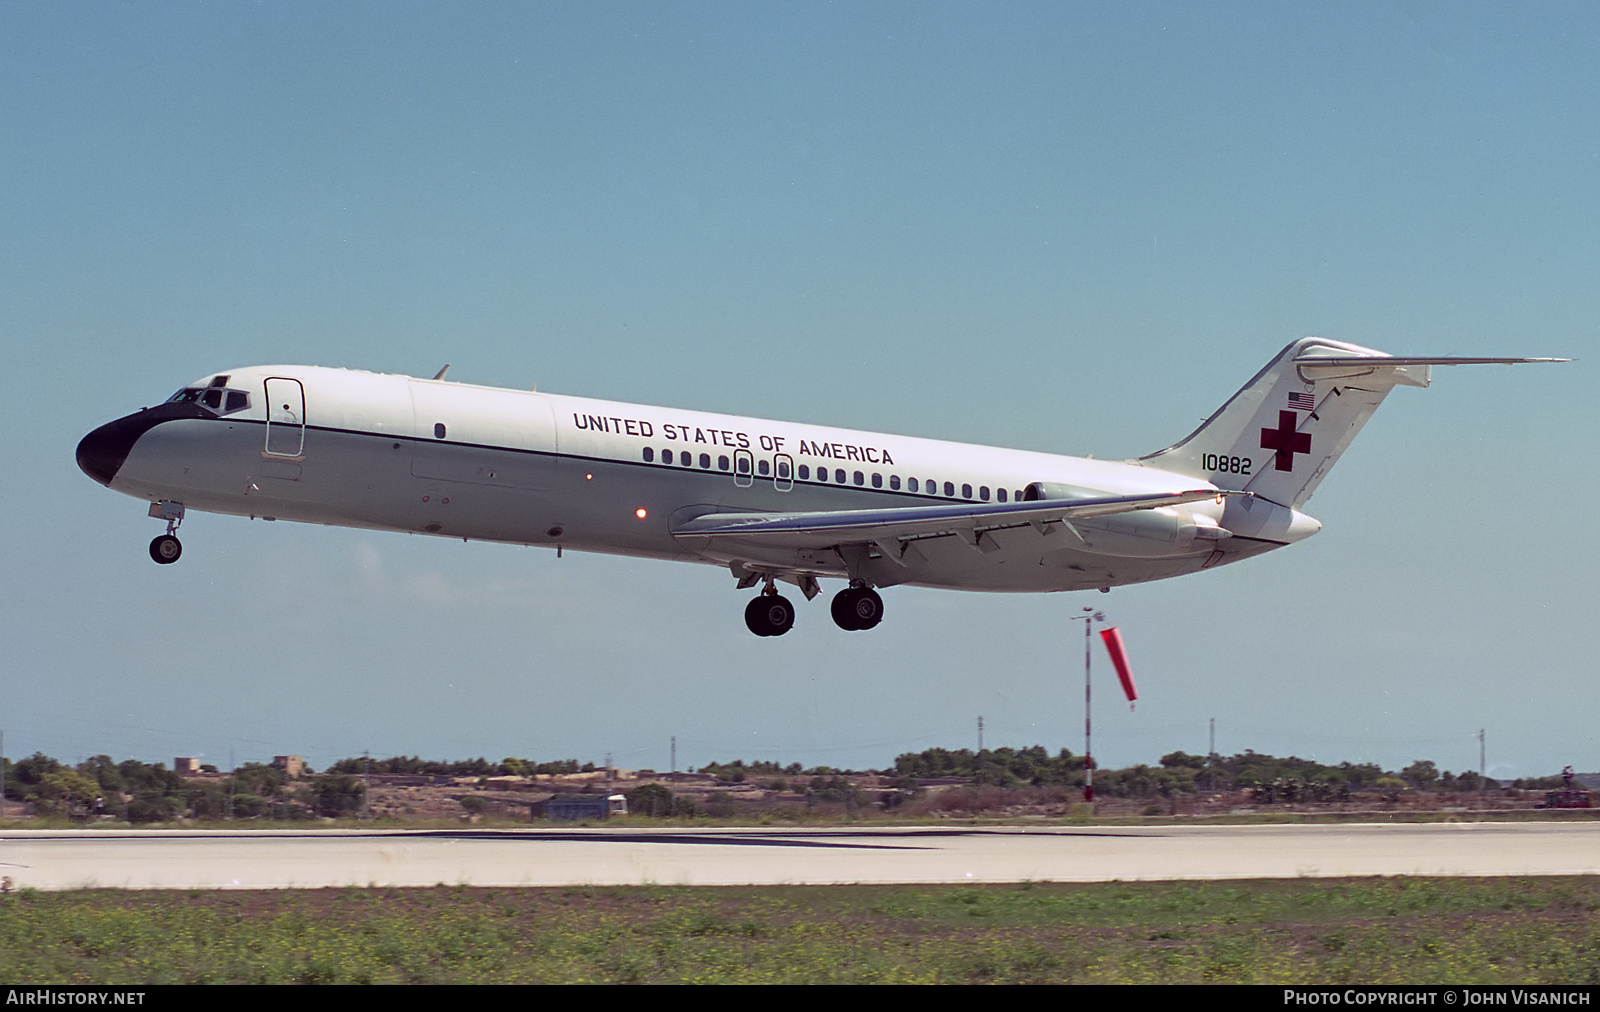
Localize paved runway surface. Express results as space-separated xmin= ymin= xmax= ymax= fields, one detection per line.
xmin=2 ymin=822 xmax=1598 ymax=890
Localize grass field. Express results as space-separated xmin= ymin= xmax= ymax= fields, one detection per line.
xmin=4 ymin=876 xmax=1600 ymax=984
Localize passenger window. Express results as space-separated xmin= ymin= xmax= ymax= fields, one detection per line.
xmin=798 ymin=465 xmax=810 ymax=480
xmin=998 ymin=487 xmax=1007 ymax=503
xmin=944 ymin=481 xmax=955 ymax=497
xmin=871 ymin=473 xmax=882 ymax=488
xmin=778 ymin=460 xmax=791 ymax=478
xmin=758 ymin=460 xmax=770 ymax=476
xmin=434 ymin=423 xmax=446 ymax=439
xmin=980 ymin=486 xmax=990 ymax=501
xmin=643 ymin=447 xmax=654 ymax=462
xmin=908 ymin=478 xmax=919 ymax=493
xmin=736 ymin=457 xmax=750 ymax=474
xmin=662 ymin=449 xmax=674 ymax=465
xmin=699 ymin=453 xmax=711 ymax=469
xmin=890 ymin=475 xmax=900 ymax=490
xmin=854 ymin=471 xmax=864 ymax=486
xmin=835 ymin=469 xmax=846 ymax=483
xmin=962 ymin=483 xmax=972 ymax=499
xmin=719 ymin=455 xmax=730 ymax=471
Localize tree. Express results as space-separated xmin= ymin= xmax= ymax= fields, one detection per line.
xmin=625 ymin=783 xmax=676 ymax=816
xmin=35 ymin=770 xmax=101 ymax=818
xmin=309 ymin=775 xmax=365 ymax=817
xmin=11 ymin=752 xmax=63 ymax=796
xmin=1160 ymin=751 xmax=1207 ymax=770
xmin=1401 ymin=760 xmax=1440 ymax=791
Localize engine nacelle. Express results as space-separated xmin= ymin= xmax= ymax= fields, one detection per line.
xmin=1023 ymin=481 xmax=1231 ymax=557
xmin=1022 ymin=480 xmax=1095 ymax=501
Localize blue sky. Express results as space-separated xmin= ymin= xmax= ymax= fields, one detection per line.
xmin=3 ymin=2 xmax=1594 ymax=779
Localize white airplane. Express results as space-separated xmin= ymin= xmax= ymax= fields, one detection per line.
xmin=77 ymin=337 xmax=1559 ymax=636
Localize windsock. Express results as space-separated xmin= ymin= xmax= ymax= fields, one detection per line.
xmin=1099 ymin=627 xmax=1138 ymax=707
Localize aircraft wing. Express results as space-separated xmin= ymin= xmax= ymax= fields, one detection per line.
xmin=671 ymin=489 xmax=1244 ymax=549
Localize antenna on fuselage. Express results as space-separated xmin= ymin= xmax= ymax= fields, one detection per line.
xmin=432 ymin=364 xmax=450 ymax=381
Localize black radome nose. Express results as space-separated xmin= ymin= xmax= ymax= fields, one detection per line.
xmin=76 ymin=418 xmax=139 ymax=486
xmin=77 ymin=400 xmax=216 ymax=487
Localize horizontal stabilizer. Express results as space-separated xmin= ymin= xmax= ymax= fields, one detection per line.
xmin=673 ymin=489 xmax=1246 ymax=549
xmin=1293 ymin=355 xmax=1568 ymax=366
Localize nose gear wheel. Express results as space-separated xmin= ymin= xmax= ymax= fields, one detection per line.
xmin=149 ymin=534 xmax=182 ymax=564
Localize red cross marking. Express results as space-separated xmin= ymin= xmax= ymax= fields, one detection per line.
xmin=1260 ymin=410 xmax=1311 ymax=472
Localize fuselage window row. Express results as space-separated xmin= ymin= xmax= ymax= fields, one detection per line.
xmin=638 ymin=447 xmax=1028 ymax=502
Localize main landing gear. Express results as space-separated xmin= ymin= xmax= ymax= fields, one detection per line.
xmin=147 ymin=501 xmax=185 ymax=565
xmin=744 ymin=585 xmax=796 ymax=637
xmin=737 ymin=575 xmax=884 ymax=637
xmin=830 ymin=585 xmax=884 ymax=631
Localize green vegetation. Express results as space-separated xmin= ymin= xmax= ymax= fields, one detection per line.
xmin=4 ymin=877 xmax=1600 ymax=983
xmin=323 ymin=756 xmax=597 ymax=778
xmin=0 ymin=746 xmax=1578 ymax=826
xmin=4 ymin=755 xmax=327 ymax=823
xmin=888 ymin=746 xmax=1501 ymax=799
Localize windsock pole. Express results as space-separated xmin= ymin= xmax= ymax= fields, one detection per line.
xmin=1072 ymin=607 xmax=1104 ymax=804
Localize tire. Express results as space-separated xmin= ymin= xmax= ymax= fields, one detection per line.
xmin=851 ymin=588 xmax=884 ymax=629
xmin=744 ymin=596 xmax=774 ymax=636
xmin=831 ymin=588 xmax=862 ymax=631
xmin=762 ymin=595 xmax=795 ymax=636
xmin=149 ymin=534 xmax=182 ymax=565
xmin=745 ymin=594 xmax=795 ymax=636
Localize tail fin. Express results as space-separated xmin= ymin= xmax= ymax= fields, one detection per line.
xmin=1138 ymin=337 xmax=1556 ymax=509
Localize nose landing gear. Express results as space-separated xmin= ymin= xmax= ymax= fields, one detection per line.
xmin=744 ymin=584 xmax=796 ymax=637
xmin=147 ymin=501 xmax=185 ymax=565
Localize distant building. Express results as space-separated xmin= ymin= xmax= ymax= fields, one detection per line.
xmin=538 ymin=794 xmax=628 ymax=821
xmin=174 ymin=757 xmax=201 ymax=775
xmin=272 ymin=756 xmax=306 ymax=779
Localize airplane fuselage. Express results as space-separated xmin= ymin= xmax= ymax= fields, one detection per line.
xmin=87 ymin=338 xmax=1545 ymax=636
xmin=81 ymin=364 xmax=1258 ymax=597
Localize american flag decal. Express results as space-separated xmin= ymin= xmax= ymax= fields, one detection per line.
xmin=1287 ymin=391 xmax=1316 ymax=411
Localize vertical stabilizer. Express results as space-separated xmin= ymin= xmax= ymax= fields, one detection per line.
xmin=1139 ymin=338 xmax=1431 ymax=509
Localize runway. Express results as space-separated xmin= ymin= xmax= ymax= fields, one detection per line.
xmin=2 ymin=821 xmax=1598 ymax=891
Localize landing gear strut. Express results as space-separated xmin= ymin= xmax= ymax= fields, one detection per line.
xmin=147 ymin=501 xmax=185 ymax=565
xmin=830 ymin=585 xmax=884 ymax=631
xmin=744 ymin=585 xmax=796 ymax=637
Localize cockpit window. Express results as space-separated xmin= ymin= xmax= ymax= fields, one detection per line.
xmin=166 ymin=385 xmax=249 ymax=415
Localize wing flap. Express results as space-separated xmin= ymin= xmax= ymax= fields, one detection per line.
xmin=672 ymin=489 xmax=1245 ymax=549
